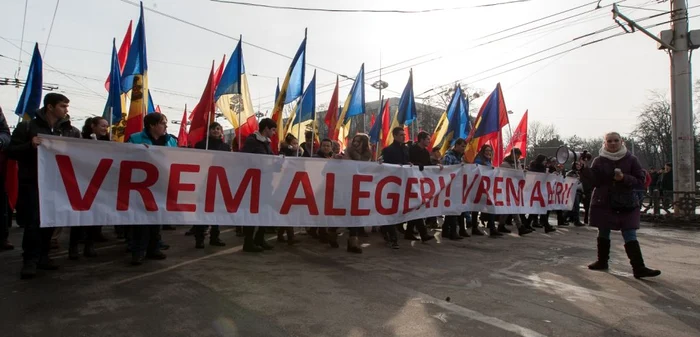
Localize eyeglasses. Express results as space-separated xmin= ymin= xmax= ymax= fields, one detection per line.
xmin=606 ymin=139 xmax=620 ymax=143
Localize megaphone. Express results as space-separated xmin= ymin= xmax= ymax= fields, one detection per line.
xmin=556 ymin=146 xmax=592 ymax=165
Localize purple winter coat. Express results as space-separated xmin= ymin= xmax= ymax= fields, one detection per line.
xmin=579 ymin=152 xmax=645 ymax=231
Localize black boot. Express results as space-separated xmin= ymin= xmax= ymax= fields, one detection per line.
xmin=624 ymin=241 xmax=661 ymax=279
xmin=83 ymin=243 xmax=97 ymax=257
xmin=588 ymin=237 xmax=610 ymax=270
xmin=417 ymin=224 xmax=434 ymax=243
xmin=544 ymin=224 xmax=557 ymax=233
xmin=20 ymin=260 xmax=37 ymax=279
xmin=37 ymin=256 xmax=59 ymax=270
xmin=69 ymin=245 xmax=80 ymax=260
xmin=517 ymin=226 xmax=533 ymax=236
xmin=254 ymin=229 xmax=273 ymax=250
xmin=327 ymin=229 xmax=340 ymax=248
xmin=489 ymin=228 xmax=504 ymax=237
xmin=347 ymin=237 xmax=362 ymax=254
xmin=497 ymin=224 xmax=511 ymax=234
xmin=243 ymin=236 xmax=263 ymax=253
xmin=195 ymin=239 xmax=205 ymax=249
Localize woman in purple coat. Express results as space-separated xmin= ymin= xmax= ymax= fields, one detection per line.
xmin=579 ymin=132 xmax=660 ymax=279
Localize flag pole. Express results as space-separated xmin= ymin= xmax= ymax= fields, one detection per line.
xmin=375 ymin=95 xmax=384 ymax=161
xmin=296 ymin=104 xmax=302 ymax=157
xmin=237 ymin=35 xmax=243 ymax=151
xmin=109 ymin=107 xmax=113 ymax=140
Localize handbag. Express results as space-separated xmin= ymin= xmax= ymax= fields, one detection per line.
xmin=609 ymin=162 xmax=639 ymax=212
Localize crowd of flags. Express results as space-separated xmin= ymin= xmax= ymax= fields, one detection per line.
xmin=11 ymin=1 xmax=530 ymax=165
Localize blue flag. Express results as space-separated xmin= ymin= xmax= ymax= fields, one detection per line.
xmin=15 ymin=43 xmax=43 ymax=119
xmin=103 ymin=39 xmax=123 ymax=124
xmin=293 ymin=70 xmax=316 ymax=124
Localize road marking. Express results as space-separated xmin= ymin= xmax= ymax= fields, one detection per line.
xmin=112 ymin=232 xmax=280 ymax=286
xmin=411 ymin=296 xmax=547 ymax=337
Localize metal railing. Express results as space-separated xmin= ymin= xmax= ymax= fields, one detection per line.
xmin=639 ymin=190 xmax=700 ymax=224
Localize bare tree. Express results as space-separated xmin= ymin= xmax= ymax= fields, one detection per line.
xmin=630 ymin=92 xmax=672 ymax=169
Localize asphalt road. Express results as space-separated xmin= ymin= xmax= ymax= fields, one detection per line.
xmin=1 ymin=223 xmax=698 ymax=337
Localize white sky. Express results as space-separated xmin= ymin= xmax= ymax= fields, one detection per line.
xmin=1 ymin=0 xmax=699 ymax=139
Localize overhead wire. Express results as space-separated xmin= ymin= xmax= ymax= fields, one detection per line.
xmin=209 ymin=0 xmax=533 ymax=14
xmin=16 ymin=0 xmax=29 ymax=78
xmin=43 ymin=0 xmax=61 ymax=58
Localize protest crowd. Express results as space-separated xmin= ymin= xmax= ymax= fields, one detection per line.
xmin=0 ymin=92 xmax=661 ymax=281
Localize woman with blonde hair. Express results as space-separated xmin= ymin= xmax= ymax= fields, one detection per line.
xmin=579 ymin=132 xmax=660 ymax=278
xmin=341 ymin=133 xmax=372 ymax=253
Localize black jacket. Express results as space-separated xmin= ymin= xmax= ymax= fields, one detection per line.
xmin=195 ymin=137 xmax=231 ymax=152
xmin=0 ymin=107 xmax=11 ymax=151
xmin=241 ymin=132 xmax=273 ymax=155
xmin=381 ymin=141 xmax=410 ymax=165
xmin=8 ymin=108 xmax=81 ymax=185
xmin=408 ymin=144 xmax=431 ymax=169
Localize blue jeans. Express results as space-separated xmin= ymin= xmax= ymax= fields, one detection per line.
xmin=598 ymin=228 xmax=637 ymax=243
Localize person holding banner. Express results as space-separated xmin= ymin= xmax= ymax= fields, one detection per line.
xmin=126 ymin=113 xmax=177 ymax=266
xmin=192 ymin=122 xmax=230 ymax=249
xmin=580 ymin=132 xmax=660 ymax=279
xmin=472 ymin=144 xmax=502 ymax=238
xmin=0 ymin=106 xmax=12 ymax=251
xmin=67 ymin=117 xmax=111 ymax=260
xmin=240 ymin=118 xmax=277 ymax=253
xmin=499 ymin=148 xmax=533 ymax=236
xmin=528 ymin=155 xmax=557 ymax=233
xmin=406 ymin=131 xmax=436 ymax=242
xmin=8 ymin=93 xmax=81 ymax=279
xmin=379 ymin=127 xmax=411 ymax=249
xmin=441 ymin=138 xmax=468 ymax=240
xmin=341 ymin=133 xmax=374 ymax=253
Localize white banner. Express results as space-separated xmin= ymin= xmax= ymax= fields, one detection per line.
xmin=38 ymin=136 xmax=576 ymax=227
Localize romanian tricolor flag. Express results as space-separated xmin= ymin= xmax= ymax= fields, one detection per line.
xmin=368 ymin=97 xmax=391 ymax=149
xmin=384 ymin=70 xmax=415 ymax=145
xmin=270 ymin=34 xmax=306 ymax=154
xmin=120 ymin=3 xmax=148 ymax=142
xmin=335 ymin=64 xmax=365 ymax=151
xmin=215 ymin=38 xmax=255 ymax=134
xmin=438 ymin=86 xmax=470 ymax=155
xmin=287 ymin=70 xmax=317 ymax=147
xmin=464 ymin=83 xmax=509 ymax=163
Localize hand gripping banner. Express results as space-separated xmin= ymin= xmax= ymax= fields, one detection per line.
xmin=38 ymin=136 xmax=576 ymax=227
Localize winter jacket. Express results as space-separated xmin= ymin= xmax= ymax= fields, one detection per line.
xmin=408 ymin=144 xmax=432 ymax=169
xmin=195 ymin=137 xmax=231 ymax=152
xmin=242 ymin=131 xmax=273 ymax=155
xmin=579 ymin=152 xmax=645 ymax=231
xmin=381 ymin=141 xmax=410 ymax=165
xmin=8 ymin=108 xmax=81 ymax=185
xmin=442 ymin=150 xmax=463 ymax=166
xmin=127 ymin=131 xmax=178 ymax=147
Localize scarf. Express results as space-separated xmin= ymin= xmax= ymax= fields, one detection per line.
xmin=599 ymin=144 xmax=628 ymax=161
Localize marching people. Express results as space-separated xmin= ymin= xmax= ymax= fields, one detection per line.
xmin=126 ymin=112 xmax=178 ymax=265
xmin=341 ymin=134 xmax=374 ymax=253
xmin=277 ymin=133 xmax=302 ymax=245
xmin=192 ymin=122 xmax=229 ymax=249
xmin=472 ymin=144 xmax=502 ymax=237
xmin=240 ymin=118 xmax=277 ymax=253
xmin=406 ymin=131 xmax=436 ymax=242
xmin=8 ymin=93 xmax=81 ymax=279
xmin=306 ymin=138 xmax=335 ymax=243
xmin=0 ymin=106 xmax=12 ymax=251
xmin=68 ymin=117 xmax=111 ymax=260
xmin=379 ymin=126 xmax=411 ymax=249
xmin=528 ymin=155 xmax=557 ymax=233
xmin=581 ymin=132 xmax=661 ymax=279
xmin=441 ymin=138 xmax=468 ymax=240
xmin=500 ymin=149 xmax=533 ymax=236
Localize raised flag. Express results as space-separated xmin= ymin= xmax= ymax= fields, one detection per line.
xmin=105 ymin=20 xmax=132 ymax=91
xmin=324 ymin=76 xmax=339 ymax=141
xmin=292 ymin=70 xmax=316 ymax=125
xmin=15 ymin=43 xmax=42 ymax=120
xmin=214 ymin=40 xmax=255 ymax=131
xmin=504 ymin=110 xmax=528 ymax=159
xmin=464 ymin=83 xmax=509 ymax=163
xmin=187 ymin=61 xmax=216 ymax=147
xmin=103 ymin=39 xmax=123 ymax=125
xmin=368 ymin=98 xmax=386 ymax=145
xmin=120 ymin=3 xmax=148 ymax=141
xmin=177 ymin=105 xmax=188 ymax=147
xmin=335 ymin=64 xmax=365 ymax=150
xmin=270 ymin=35 xmax=306 ymax=153
xmin=384 ymin=71 xmax=415 ymax=145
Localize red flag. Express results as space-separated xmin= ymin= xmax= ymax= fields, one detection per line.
xmin=238 ymin=115 xmax=259 ymax=151
xmin=105 ymin=21 xmax=132 ymax=91
xmin=380 ymin=99 xmax=391 ymax=149
xmin=5 ymin=160 xmax=18 ymax=211
xmin=187 ymin=61 xmax=216 ymax=147
xmin=155 ymin=105 xmax=161 ymax=114
xmin=404 ymin=126 xmax=409 ymax=142
xmin=213 ymin=54 xmax=226 ymax=88
xmin=488 ymin=130 xmax=505 ymax=167
xmin=177 ymin=105 xmax=188 ymax=147
xmin=369 ymin=114 xmax=376 ymax=130
xmin=504 ymin=110 xmax=528 ymax=159
xmin=324 ymin=76 xmax=340 ymax=141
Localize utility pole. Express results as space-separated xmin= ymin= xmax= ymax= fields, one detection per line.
xmin=613 ymin=1 xmax=699 ymax=216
